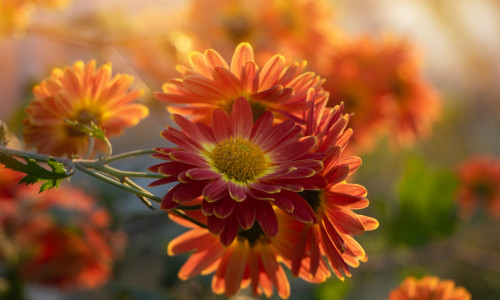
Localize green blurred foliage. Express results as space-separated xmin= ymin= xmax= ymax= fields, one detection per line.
xmin=387 ymin=155 xmax=459 ymax=246
xmin=315 ymin=280 xmax=351 ymax=300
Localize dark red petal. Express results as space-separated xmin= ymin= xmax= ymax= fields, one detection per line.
xmin=236 ymin=199 xmax=256 ymax=229
xmin=250 ymin=112 xmax=273 ymax=141
xmin=286 ymin=191 xmax=317 ymax=223
xmin=248 ymin=182 xmax=281 ymax=194
xmin=255 ymin=201 xmax=279 ymax=237
xmin=270 ymin=136 xmax=317 ymax=162
xmin=173 ymin=182 xmax=206 ymax=203
xmin=169 ymin=151 xmax=208 ymax=167
xmin=220 ymin=216 xmax=239 ymax=247
xmin=272 ymin=192 xmax=294 ymax=213
xmin=203 ymin=178 xmax=229 ymax=202
xmin=161 ymin=186 xmax=181 ymax=209
xmin=231 ymin=97 xmax=253 ymax=139
xmin=201 ymin=200 xmax=214 ymax=216
xmin=186 ymin=168 xmax=221 ymax=180
xmin=207 ymin=215 xmax=228 ymax=235
xmin=228 ymin=181 xmax=247 ymax=202
xmin=213 ymin=197 xmax=237 ymax=219
xmin=212 ymin=109 xmax=231 ymax=142
xmin=291 ymin=225 xmax=309 ymax=277
xmin=325 ymin=164 xmax=350 ymax=187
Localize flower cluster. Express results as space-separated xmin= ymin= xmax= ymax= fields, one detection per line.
xmin=0 ymin=165 xmax=125 ymax=289
xmin=150 ymin=43 xmax=378 ymax=298
xmin=456 ymin=155 xmax=500 ymax=218
xmin=389 ymin=276 xmax=471 ymax=300
xmin=23 ymin=60 xmax=149 ymax=157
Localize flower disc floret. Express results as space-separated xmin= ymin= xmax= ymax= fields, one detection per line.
xmin=211 ymin=137 xmax=267 ymax=183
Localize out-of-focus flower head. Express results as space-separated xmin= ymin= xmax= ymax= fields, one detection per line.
xmin=389 ymin=276 xmax=471 ymax=300
xmin=290 ymin=94 xmax=378 ymax=281
xmin=0 ymin=0 xmax=71 ymax=38
xmin=167 ymin=209 xmax=330 ymax=299
xmin=0 ymin=0 xmax=34 ymax=38
xmin=149 ymin=97 xmax=324 ymax=246
xmin=186 ymin=0 xmax=338 ymax=64
xmin=23 ymin=60 xmax=149 ymax=157
xmin=0 ymin=166 xmax=125 ymax=289
xmin=322 ymin=35 xmax=440 ymax=150
xmin=155 ymin=42 xmax=326 ymax=124
xmin=456 ymin=155 xmax=500 ymax=218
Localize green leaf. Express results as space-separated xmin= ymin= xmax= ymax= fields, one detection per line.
xmin=388 ymin=155 xmax=459 ymax=246
xmin=0 ymin=152 xmax=72 ymax=192
xmin=64 ymin=119 xmax=106 ymax=141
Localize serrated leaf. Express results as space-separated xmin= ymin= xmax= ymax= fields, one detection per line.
xmin=0 ymin=151 xmax=72 ymax=192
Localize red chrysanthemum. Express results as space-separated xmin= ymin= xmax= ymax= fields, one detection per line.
xmin=389 ymin=276 xmax=471 ymax=300
xmin=0 ymin=166 xmax=125 ymax=289
xmin=456 ymin=155 xmax=500 ymax=218
xmin=321 ymin=35 xmax=440 ymax=149
xmin=167 ymin=209 xmax=330 ymax=299
xmin=149 ymin=97 xmax=325 ymax=246
xmin=154 ymin=42 xmax=326 ymax=124
xmin=23 ymin=60 xmax=148 ymax=157
xmin=290 ymin=93 xmax=378 ymax=280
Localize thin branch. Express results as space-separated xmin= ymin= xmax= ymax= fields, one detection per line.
xmin=74 ymin=162 xmax=161 ymax=203
xmin=100 ymin=149 xmax=157 ymax=164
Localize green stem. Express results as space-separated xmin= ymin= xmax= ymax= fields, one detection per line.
xmin=0 ymin=147 xmax=73 ymax=166
xmin=177 ymin=205 xmax=202 ymax=211
xmin=74 ymin=162 xmax=162 ymax=203
xmin=100 ymin=149 xmax=157 ymax=164
xmin=79 ymin=160 xmax=164 ymax=179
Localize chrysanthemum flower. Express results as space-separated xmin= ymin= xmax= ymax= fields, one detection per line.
xmin=389 ymin=276 xmax=471 ymax=300
xmin=149 ymin=97 xmax=324 ymax=246
xmin=456 ymin=155 xmax=500 ymax=218
xmin=321 ymin=35 xmax=440 ymax=149
xmin=154 ymin=42 xmax=326 ymax=124
xmin=290 ymin=93 xmax=378 ymax=280
xmin=167 ymin=209 xmax=330 ymax=299
xmin=23 ymin=60 xmax=149 ymax=157
xmin=0 ymin=166 xmax=125 ymax=289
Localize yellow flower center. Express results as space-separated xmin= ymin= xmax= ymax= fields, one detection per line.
xmin=211 ymin=137 xmax=266 ymax=182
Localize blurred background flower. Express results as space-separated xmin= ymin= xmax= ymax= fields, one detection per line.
xmin=0 ymin=165 xmax=125 ymax=299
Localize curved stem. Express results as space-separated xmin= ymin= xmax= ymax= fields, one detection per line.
xmin=100 ymin=149 xmax=157 ymax=164
xmin=74 ymin=162 xmax=161 ymax=203
xmin=0 ymin=147 xmax=73 ymax=166
xmin=80 ymin=160 xmax=164 ymax=179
